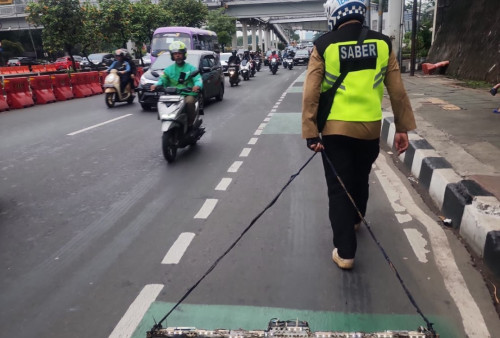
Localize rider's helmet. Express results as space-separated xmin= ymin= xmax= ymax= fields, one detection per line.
xmin=243 ymin=50 xmax=250 ymax=57
xmin=271 ymin=50 xmax=277 ymax=55
xmin=169 ymin=41 xmax=187 ymax=61
xmin=114 ymin=48 xmax=125 ymax=59
xmin=324 ymin=0 xmax=367 ymax=31
xmin=231 ymin=50 xmax=237 ymax=56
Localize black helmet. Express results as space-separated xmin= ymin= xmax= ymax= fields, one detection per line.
xmin=231 ymin=50 xmax=237 ymax=56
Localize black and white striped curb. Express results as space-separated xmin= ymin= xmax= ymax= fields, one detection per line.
xmin=381 ymin=115 xmax=500 ymax=278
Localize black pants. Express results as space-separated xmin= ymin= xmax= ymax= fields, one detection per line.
xmin=321 ymin=135 xmax=380 ymax=259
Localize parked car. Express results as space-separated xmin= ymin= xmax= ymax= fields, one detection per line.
xmin=81 ymin=53 xmax=114 ymax=69
xmin=53 ymin=56 xmax=81 ymax=70
xmin=219 ymin=52 xmax=231 ymax=75
xmin=7 ymin=57 xmax=39 ymax=67
xmin=137 ymin=50 xmax=225 ymax=111
xmin=293 ymin=49 xmax=310 ymax=66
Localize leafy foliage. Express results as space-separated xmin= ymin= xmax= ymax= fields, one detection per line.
xmin=158 ymin=0 xmax=208 ymax=28
xmin=26 ymin=0 xmax=83 ymax=68
xmin=129 ymin=0 xmax=171 ymax=61
xmin=206 ymin=8 xmax=236 ymax=49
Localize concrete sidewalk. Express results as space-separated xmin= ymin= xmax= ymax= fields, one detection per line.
xmin=380 ymin=73 xmax=500 ymax=278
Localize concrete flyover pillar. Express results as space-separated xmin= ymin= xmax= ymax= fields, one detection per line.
xmin=232 ymin=30 xmax=238 ymax=51
xmin=251 ymin=25 xmax=257 ymax=51
xmin=258 ymin=26 xmax=263 ymax=52
xmin=242 ymin=21 xmax=248 ymax=51
xmin=264 ymin=29 xmax=271 ymax=52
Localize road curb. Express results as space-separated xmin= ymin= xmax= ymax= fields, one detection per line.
xmin=381 ymin=116 xmax=500 ymax=278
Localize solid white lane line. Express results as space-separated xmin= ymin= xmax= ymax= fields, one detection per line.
xmin=194 ymin=199 xmax=218 ymax=219
xmin=248 ymin=138 xmax=258 ymax=145
xmin=254 ymin=129 xmax=263 ymax=136
xmin=109 ymin=284 xmax=163 ymax=338
xmin=215 ymin=177 xmax=232 ymax=191
xmin=240 ymin=148 xmax=251 ymax=157
xmin=403 ymin=228 xmax=429 ymax=263
xmin=68 ymin=114 xmax=133 ymax=136
xmin=228 ymin=161 xmax=243 ymax=173
xmin=374 ymin=155 xmax=490 ymax=337
xmin=161 ymin=233 xmax=195 ymax=264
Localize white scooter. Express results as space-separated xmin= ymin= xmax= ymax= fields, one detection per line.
xmin=103 ymin=69 xmax=135 ymax=107
xmin=240 ymin=60 xmax=251 ymax=81
xmin=152 ymin=70 xmax=205 ymax=163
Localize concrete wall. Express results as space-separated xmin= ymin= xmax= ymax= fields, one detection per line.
xmin=427 ymin=0 xmax=500 ymax=83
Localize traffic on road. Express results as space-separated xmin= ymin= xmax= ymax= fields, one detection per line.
xmin=1 ymin=56 xmax=499 ymax=338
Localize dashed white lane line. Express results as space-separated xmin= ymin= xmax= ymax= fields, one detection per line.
xmin=268 ymin=112 xmax=275 ymax=116
xmin=240 ymin=148 xmax=251 ymax=157
xmin=215 ymin=177 xmax=232 ymax=191
xmin=263 ymin=117 xmax=271 ymax=122
xmin=248 ymin=138 xmax=258 ymax=145
xmin=254 ymin=129 xmax=263 ymax=136
xmin=194 ymin=199 xmax=218 ymax=219
xmin=270 ymin=109 xmax=277 ymax=113
xmin=68 ymin=114 xmax=133 ymax=136
xmin=403 ymin=228 xmax=429 ymax=263
xmin=109 ymin=284 xmax=163 ymax=338
xmin=228 ymin=161 xmax=243 ymax=172
xmin=374 ymin=155 xmax=490 ymax=337
xmin=161 ymin=232 xmax=196 ymax=264
xmin=258 ymin=123 xmax=267 ymax=130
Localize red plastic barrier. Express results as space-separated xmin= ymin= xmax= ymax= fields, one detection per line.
xmin=83 ymin=72 xmax=96 ymax=95
xmin=0 ymin=67 xmax=18 ymax=75
xmin=99 ymin=71 xmax=107 ymax=87
xmin=0 ymin=83 xmax=10 ymax=112
xmin=422 ymin=60 xmax=450 ymax=75
xmin=30 ymin=75 xmax=56 ymax=104
xmin=3 ymin=77 xmax=35 ymax=109
xmin=15 ymin=66 xmax=30 ymax=74
xmin=51 ymin=74 xmax=74 ymax=101
xmin=134 ymin=67 xmax=144 ymax=88
xmin=31 ymin=65 xmax=47 ymax=73
xmin=87 ymin=71 xmax=103 ymax=94
xmin=70 ymin=73 xmax=92 ymax=98
xmin=45 ymin=64 xmax=58 ymax=72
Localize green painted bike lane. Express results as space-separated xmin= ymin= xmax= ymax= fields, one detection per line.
xmin=130 ymin=71 xmax=458 ymax=338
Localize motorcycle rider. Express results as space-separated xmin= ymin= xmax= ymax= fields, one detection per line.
xmin=268 ymin=50 xmax=280 ymax=71
xmin=228 ymin=50 xmax=241 ymax=70
xmin=151 ymin=41 xmax=202 ymax=128
xmin=107 ymin=49 xmax=132 ymax=93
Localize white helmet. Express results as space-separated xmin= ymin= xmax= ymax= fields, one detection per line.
xmin=324 ymin=0 xmax=367 ymax=31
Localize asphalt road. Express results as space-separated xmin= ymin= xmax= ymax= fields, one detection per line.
xmin=0 ymin=66 xmax=498 ymax=338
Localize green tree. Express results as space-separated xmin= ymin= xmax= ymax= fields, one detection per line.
xmin=158 ymin=0 xmax=208 ymax=28
xmin=0 ymin=40 xmax=24 ymax=65
xmin=25 ymin=0 xmax=83 ymax=69
xmin=98 ymin=0 xmax=133 ymax=49
xmin=129 ymin=0 xmax=171 ymax=63
xmin=79 ymin=1 xmax=108 ymax=65
xmin=206 ymin=8 xmax=236 ymax=50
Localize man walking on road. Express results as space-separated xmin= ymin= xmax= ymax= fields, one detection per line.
xmin=302 ymin=0 xmax=417 ymax=270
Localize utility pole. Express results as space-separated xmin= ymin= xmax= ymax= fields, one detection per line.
xmin=378 ymin=0 xmax=384 ymax=33
xmin=410 ymin=0 xmax=418 ymax=76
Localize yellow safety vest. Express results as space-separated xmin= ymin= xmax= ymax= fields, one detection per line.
xmin=321 ymin=38 xmax=389 ymax=122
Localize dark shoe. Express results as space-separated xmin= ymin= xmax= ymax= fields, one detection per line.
xmin=332 ymin=248 xmax=354 ymax=270
xmin=490 ymin=87 xmax=497 ymax=96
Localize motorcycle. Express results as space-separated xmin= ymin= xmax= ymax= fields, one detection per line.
xmin=228 ymin=63 xmax=240 ymax=87
xmin=249 ymin=60 xmax=256 ymax=77
xmin=255 ymin=58 xmax=261 ymax=72
xmin=103 ymin=69 xmax=135 ymax=107
xmin=153 ymin=70 xmax=205 ymax=163
xmin=270 ymin=57 xmax=279 ymax=75
xmin=286 ymin=57 xmax=294 ymax=70
xmin=240 ymin=60 xmax=251 ymax=81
